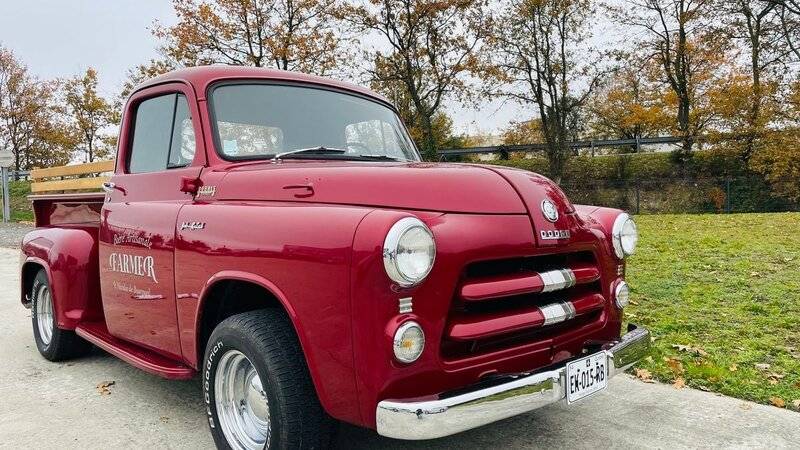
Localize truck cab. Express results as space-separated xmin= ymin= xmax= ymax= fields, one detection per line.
xmin=20 ymin=66 xmax=649 ymax=449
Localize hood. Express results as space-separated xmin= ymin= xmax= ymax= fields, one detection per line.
xmin=482 ymin=165 xmax=580 ymax=247
xmin=211 ymin=161 xmax=528 ymax=214
xmin=210 ymin=162 xmax=576 ymax=236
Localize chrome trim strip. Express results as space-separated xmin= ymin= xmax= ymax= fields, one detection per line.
xmin=539 ymin=302 xmax=565 ymax=325
xmin=539 ymin=269 xmax=576 ymax=293
xmin=398 ymin=297 xmax=413 ymax=314
xmin=376 ymin=326 xmax=651 ymax=440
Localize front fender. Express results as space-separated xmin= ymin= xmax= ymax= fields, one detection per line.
xmin=20 ymin=226 xmax=103 ymax=329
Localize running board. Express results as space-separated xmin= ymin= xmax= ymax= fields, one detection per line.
xmin=75 ymin=322 xmax=196 ymax=380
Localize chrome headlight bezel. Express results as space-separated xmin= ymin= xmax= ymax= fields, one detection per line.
xmin=383 ymin=217 xmax=436 ymax=287
xmin=392 ymin=321 xmax=425 ymax=363
xmin=615 ymin=280 xmax=630 ymax=309
xmin=611 ymin=213 xmax=638 ymax=259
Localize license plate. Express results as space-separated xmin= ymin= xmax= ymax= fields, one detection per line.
xmin=566 ymin=352 xmax=608 ymax=404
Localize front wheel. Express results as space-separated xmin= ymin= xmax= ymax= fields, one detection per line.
xmin=203 ymin=309 xmax=334 ymax=450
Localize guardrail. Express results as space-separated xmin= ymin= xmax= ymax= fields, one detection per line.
xmin=30 ymin=160 xmax=115 ymax=194
xmin=437 ymin=136 xmax=683 ymax=159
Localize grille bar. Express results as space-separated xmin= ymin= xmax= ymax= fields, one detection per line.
xmin=446 ymin=293 xmax=604 ymax=341
xmin=459 ymin=264 xmax=600 ymax=302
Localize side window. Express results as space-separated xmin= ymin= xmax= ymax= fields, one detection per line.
xmin=169 ymin=95 xmax=196 ymax=168
xmin=128 ymin=93 xmax=196 ymax=174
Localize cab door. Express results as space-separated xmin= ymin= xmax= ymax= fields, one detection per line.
xmin=99 ymin=83 xmax=204 ymax=359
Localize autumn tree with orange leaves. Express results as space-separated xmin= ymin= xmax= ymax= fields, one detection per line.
xmin=64 ymin=68 xmax=117 ymax=162
xmin=154 ymin=0 xmax=349 ymax=75
xmin=0 ymin=46 xmax=74 ymax=175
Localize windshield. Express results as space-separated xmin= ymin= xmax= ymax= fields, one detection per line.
xmin=211 ymin=83 xmax=420 ymax=162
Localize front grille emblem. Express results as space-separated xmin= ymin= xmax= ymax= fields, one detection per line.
xmin=541 ymin=199 xmax=559 ymax=222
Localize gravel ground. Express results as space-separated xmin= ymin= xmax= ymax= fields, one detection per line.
xmin=2 ymin=247 xmax=799 ymax=449
xmin=0 ymin=223 xmax=32 ymax=249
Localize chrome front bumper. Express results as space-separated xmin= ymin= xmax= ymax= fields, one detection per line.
xmin=376 ymin=326 xmax=651 ymax=440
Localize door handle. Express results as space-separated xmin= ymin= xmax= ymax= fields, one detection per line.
xmin=282 ymin=184 xmax=314 ymax=198
xmin=102 ymin=181 xmax=126 ymax=195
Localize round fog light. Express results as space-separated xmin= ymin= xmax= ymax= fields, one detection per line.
xmin=615 ymin=281 xmax=630 ymax=309
xmin=393 ymin=322 xmax=425 ymax=363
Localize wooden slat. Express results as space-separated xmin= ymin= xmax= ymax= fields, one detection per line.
xmin=31 ymin=160 xmax=115 ymax=180
xmin=30 ymin=176 xmax=110 ymax=193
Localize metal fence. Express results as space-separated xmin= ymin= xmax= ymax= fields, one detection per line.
xmin=437 ymin=136 xmax=683 ymax=160
xmin=559 ymin=177 xmax=798 ymax=215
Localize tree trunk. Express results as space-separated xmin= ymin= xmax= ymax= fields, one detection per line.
xmin=419 ymin=113 xmax=438 ymax=161
xmin=745 ymin=19 xmax=762 ymax=162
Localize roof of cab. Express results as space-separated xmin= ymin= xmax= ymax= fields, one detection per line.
xmin=134 ymin=65 xmax=392 ymax=107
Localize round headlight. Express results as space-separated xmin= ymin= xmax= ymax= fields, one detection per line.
xmin=611 ymin=213 xmax=638 ymax=259
xmin=615 ymin=281 xmax=630 ymax=309
xmin=393 ymin=321 xmax=425 ymax=363
xmin=383 ymin=217 xmax=436 ymax=287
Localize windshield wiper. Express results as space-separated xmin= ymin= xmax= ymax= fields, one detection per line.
xmin=355 ymin=154 xmax=407 ymax=162
xmin=272 ymin=146 xmax=347 ymax=161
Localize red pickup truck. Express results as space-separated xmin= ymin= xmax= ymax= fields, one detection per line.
xmin=20 ymin=66 xmax=649 ymax=449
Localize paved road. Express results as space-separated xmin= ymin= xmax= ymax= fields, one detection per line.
xmin=0 ymin=222 xmax=31 ymax=249
xmin=1 ymin=246 xmax=798 ymax=449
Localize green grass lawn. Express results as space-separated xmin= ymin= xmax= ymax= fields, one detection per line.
xmin=0 ymin=180 xmax=33 ymax=222
xmin=627 ymin=213 xmax=800 ymax=411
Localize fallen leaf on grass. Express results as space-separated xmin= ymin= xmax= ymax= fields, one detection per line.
xmin=96 ymin=380 xmax=115 ymax=396
xmin=770 ymin=397 xmax=786 ymax=408
xmin=673 ymin=377 xmax=686 ymax=389
xmin=665 ymin=357 xmax=685 ymax=376
xmin=729 ymin=364 xmax=738 ymax=372
xmin=635 ymin=368 xmax=655 ymax=383
xmin=672 ymin=344 xmax=708 ymax=357
xmin=629 ymin=300 xmax=639 ymax=306
xmin=750 ymin=272 xmax=761 ymax=277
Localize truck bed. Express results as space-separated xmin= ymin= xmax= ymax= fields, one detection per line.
xmin=29 ymin=192 xmax=105 ymax=227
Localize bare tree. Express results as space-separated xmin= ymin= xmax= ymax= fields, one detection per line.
xmin=611 ymin=0 xmax=723 ymax=160
xmin=342 ymin=0 xmax=490 ymax=159
xmin=721 ymin=1 xmax=789 ymax=160
xmin=489 ymin=0 xmax=601 ymax=182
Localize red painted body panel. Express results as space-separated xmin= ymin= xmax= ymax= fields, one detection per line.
xmin=211 ymin=161 xmax=526 ymax=214
xmin=21 ymin=226 xmax=104 ymax=329
xmin=174 ymin=201 xmax=370 ymax=424
xmin=19 ymin=66 xmax=631 ymax=431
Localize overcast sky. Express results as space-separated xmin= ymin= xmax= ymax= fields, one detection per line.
xmin=0 ymin=0 xmax=530 ymax=135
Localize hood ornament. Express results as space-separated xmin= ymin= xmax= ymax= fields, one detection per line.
xmin=541 ymin=199 xmax=559 ymax=222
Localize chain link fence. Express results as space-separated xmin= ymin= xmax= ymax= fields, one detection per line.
xmin=560 ymin=177 xmax=799 ymax=214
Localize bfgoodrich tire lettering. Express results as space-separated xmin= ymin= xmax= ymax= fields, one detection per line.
xmin=203 ymin=309 xmax=334 ymax=450
xmin=30 ymin=269 xmax=92 ymax=361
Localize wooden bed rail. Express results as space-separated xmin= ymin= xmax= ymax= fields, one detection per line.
xmin=30 ymin=160 xmax=115 ymax=193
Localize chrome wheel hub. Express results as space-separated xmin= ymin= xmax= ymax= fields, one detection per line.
xmin=35 ymin=284 xmax=54 ymax=346
xmin=215 ymin=350 xmax=271 ymax=449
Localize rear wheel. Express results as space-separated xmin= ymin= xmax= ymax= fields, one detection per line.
xmin=31 ymin=269 xmax=92 ymax=361
xmin=203 ymin=309 xmax=334 ymax=450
